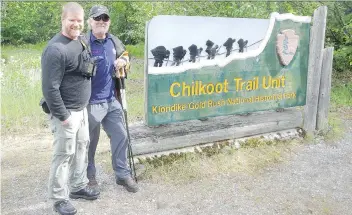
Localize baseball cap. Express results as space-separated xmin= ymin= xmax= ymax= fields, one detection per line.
xmin=89 ymin=5 xmax=110 ymax=18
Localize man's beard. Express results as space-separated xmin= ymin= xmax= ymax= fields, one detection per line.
xmin=94 ymin=27 xmax=107 ymax=35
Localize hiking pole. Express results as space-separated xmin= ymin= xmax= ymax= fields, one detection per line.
xmin=116 ymin=66 xmax=137 ymax=182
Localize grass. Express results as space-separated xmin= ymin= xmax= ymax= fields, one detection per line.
xmin=126 ymin=43 xmax=145 ymax=59
xmin=125 ymin=60 xmax=145 ymax=123
xmin=331 ymin=71 xmax=352 ymax=108
xmin=1 ymin=46 xmax=46 ymax=133
xmin=129 ymin=138 xmax=302 ymax=184
xmin=330 ymin=82 xmax=352 ymax=108
xmin=323 ymin=112 xmax=345 ymax=141
xmin=1 ymin=43 xmax=145 ymax=135
xmin=95 ymin=134 xmax=301 ymax=184
xmin=322 ymin=71 xmax=352 ymax=141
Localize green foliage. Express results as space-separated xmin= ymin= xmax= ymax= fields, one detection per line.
xmin=1 ymin=2 xmax=62 ymax=44
xmin=323 ymin=2 xmax=352 ymax=73
xmin=0 ymin=48 xmax=46 ymax=132
xmin=333 ymin=46 xmax=352 ymax=73
xmin=325 ymin=112 xmax=345 ymax=141
xmin=331 ymin=82 xmax=352 ymax=107
xmin=138 ymin=138 xmax=299 ymax=183
xmin=139 ymin=137 xmax=285 ymax=169
xmin=241 ymin=137 xmax=279 ymax=148
xmin=125 ymin=60 xmax=145 ymax=123
xmin=126 ymin=43 xmax=144 ymax=59
xmin=139 ymin=141 xmax=234 ymax=169
xmin=140 ymin=152 xmax=197 ymax=168
xmin=3 ymin=1 xmax=349 ymax=73
xmin=1 ymin=2 xmax=351 ymax=74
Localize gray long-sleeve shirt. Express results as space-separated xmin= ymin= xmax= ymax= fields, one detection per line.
xmin=41 ymin=33 xmax=91 ymax=121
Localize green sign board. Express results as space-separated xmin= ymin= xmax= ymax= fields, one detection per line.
xmin=145 ymin=13 xmax=311 ymax=126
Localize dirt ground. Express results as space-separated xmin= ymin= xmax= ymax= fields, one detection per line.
xmin=1 ymin=110 xmax=352 ymax=215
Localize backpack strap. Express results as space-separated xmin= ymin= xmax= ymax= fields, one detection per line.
xmin=78 ymin=35 xmax=92 ymax=55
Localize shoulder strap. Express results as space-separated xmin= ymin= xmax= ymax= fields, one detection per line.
xmin=110 ymin=35 xmax=126 ymax=59
xmin=78 ymin=34 xmax=92 ymax=55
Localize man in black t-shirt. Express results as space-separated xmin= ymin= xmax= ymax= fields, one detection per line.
xmin=41 ymin=2 xmax=99 ymax=215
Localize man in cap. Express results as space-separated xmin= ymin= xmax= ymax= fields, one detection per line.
xmin=86 ymin=5 xmax=139 ymax=193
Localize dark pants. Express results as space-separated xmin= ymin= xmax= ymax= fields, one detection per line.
xmin=87 ymin=98 xmax=130 ymax=180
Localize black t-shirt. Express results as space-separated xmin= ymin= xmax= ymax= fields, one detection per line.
xmin=41 ymin=33 xmax=91 ymax=121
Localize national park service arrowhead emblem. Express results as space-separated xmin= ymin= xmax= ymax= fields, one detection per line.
xmin=276 ymin=29 xmax=299 ymax=66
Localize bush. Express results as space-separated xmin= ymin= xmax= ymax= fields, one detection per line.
xmin=126 ymin=43 xmax=145 ymax=59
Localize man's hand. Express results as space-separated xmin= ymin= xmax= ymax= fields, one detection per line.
xmin=62 ymin=114 xmax=72 ymax=126
xmin=114 ymin=58 xmax=127 ymax=78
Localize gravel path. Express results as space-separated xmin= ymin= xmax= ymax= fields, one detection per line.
xmin=1 ymin=117 xmax=351 ymax=215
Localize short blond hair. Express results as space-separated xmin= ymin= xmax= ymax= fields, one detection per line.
xmin=61 ymin=2 xmax=84 ymax=20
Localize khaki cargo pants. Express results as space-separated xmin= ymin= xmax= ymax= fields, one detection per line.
xmin=48 ymin=108 xmax=89 ymax=201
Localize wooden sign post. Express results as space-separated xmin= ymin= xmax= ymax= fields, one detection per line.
xmin=130 ymin=6 xmax=333 ymax=156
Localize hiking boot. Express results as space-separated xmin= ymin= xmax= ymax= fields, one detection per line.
xmin=88 ymin=175 xmax=98 ymax=187
xmin=53 ymin=200 xmax=77 ymax=215
xmin=69 ymin=186 xmax=100 ymax=200
xmin=116 ymin=176 xmax=139 ymax=193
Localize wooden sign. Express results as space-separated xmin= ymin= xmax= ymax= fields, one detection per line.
xmin=145 ymin=13 xmax=311 ymax=126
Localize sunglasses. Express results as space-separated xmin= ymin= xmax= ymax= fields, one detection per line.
xmin=93 ymin=14 xmax=110 ymax=22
